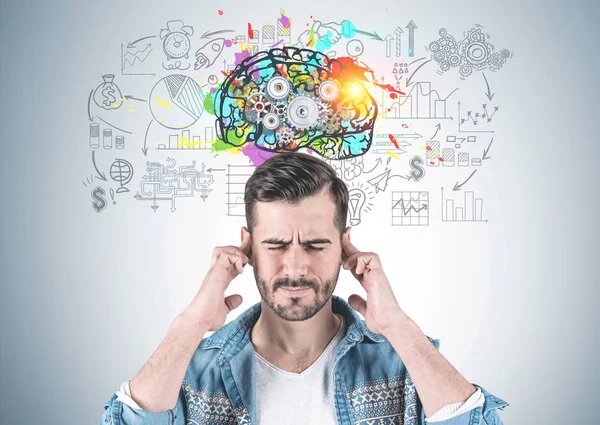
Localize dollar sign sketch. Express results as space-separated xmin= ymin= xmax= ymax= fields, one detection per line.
xmin=91 ymin=186 xmax=107 ymax=213
xmin=408 ymin=155 xmax=425 ymax=182
xmin=101 ymin=86 xmax=116 ymax=108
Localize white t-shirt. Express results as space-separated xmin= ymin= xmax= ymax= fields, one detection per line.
xmin=254 ymin=313 xmax=346 ymax=425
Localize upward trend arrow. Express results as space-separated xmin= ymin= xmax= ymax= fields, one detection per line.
xmin=430 ymin=123 xmax=441 ymax=140
xmin=453 ymin=169 xmax=477 ymax=191
xmin=405 ymin=20 xmax=417 ymax=57
xmin=384 ymin=34 xmax=394 ymax=57
xmin=394 ymin=26 xmax=403 ymax=57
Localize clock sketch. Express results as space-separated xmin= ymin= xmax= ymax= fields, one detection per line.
xmin=159 ymin=20 xmax=193 ymax=70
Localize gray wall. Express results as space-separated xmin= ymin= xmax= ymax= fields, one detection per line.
xmin=1 ymin=0 xmax=598 ymax=423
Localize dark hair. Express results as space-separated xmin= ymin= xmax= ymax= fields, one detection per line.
xmin=244 ymin=152 xmax=349 ymax=235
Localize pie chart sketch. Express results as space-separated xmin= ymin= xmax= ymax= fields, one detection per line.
xmin=149 ymin=74 xmax=204 ymax=129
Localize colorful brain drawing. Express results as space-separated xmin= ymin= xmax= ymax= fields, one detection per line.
xmin=213 ymin=47 xmax=378 ymax=159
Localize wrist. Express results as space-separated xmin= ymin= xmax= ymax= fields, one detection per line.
xmin=177 ymin=307 xmax=212 ymax=335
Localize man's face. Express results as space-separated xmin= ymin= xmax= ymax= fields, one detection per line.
xmin=245 ymin=189 xmax=348 ymax=322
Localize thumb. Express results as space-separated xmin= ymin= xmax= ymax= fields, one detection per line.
xmin=348 ymin=294 xmax=367 ymax=317
xmin=224 ymin=294 xmax=243 ymax=312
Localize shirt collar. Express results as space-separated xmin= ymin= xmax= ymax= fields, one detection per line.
xmin=202 ymin=294 xmax=385 ymax=358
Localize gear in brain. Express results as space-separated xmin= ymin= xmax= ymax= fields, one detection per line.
xmin=213 ymin=47 xmax=378 ymax=159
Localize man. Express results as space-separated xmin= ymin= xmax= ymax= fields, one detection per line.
xmin=100 ymin=152 xmax=509 ymax=425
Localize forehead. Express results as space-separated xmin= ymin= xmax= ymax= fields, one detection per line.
xmin=253 ymin=190 xmax=337 ymax=236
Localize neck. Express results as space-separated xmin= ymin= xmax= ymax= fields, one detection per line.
xmin=250 ymin=299 xmax=342 ymax=357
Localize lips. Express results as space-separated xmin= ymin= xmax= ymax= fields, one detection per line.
xmin=280 ymin=286 xmax=312 ymax=294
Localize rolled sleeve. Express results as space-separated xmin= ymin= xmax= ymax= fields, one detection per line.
xmin=99 ymin=386 xmax=186 ymax=425
xmin=422 ymin=383 xmax=509 ymax=425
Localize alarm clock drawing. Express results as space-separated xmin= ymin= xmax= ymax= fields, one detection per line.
xmin=160 ymin=20 xmax=193 ymax=60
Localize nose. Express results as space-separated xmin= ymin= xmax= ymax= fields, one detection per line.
xmin=281 ymin=244 xmax=309 ymax=279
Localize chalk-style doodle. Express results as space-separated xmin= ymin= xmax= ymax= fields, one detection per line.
xmin=458 ymin=152 xmax=470 ymax=167
xmin=453 ymin=169 xmax=477 ymax=191
xmin=91 ymin=186 xmax=107 ymax=213
xmin=346 ymin=39 xmax=364 ymax=58
xmin=371 ymin=133 xmax=416 ymax=155
xmin=458 ymin=101 xmax=497 ymax=133
xmin=394 ymin=27 xmax=403 ymax=57
xmin=426 ymin=140 xmax=440 ymax=166
xmin=382 ymin=82 xmax=457 ymax=120
xmin=82 ymin=175 xmax=94 ymax=187
xmin=348 ymin=183 xmax=374 ymax=226
xmin=160 ymin=20 xmax=193 ymax=70
xmin=446 ymin=135 xmax=477 ymax=148
xmin=110 ymin=159 xmax=134 ymax=193
xmin=427 ymin=25 xmax=512 ymax=79
xmin=482 ymin=137 xmax=493 ymax=161
xmin=391 ymin=191 xmax=429 ymax=226
xmin=407 ymin=155 xmax=425 ymax=181
xmin=89 ymin=123 xmax=100 ymax=149
xmin=326 ymin=156 xmax=364 ymax=181
xmin=121 ymin=38 xmax=155 ymax=76
xmin=405 ymin=20 xmax=417 ymax=56
xmin=277 ymin=11 xmax=292 ymax=43
xmin=441 ymin=148 xmax=455 ymax=166
xmin=134 ymin=159 xmax=214 ymax=212
xmin=149 ymin=75 xmax=204 ymax=129
xmin=367 ymin=168 xmax=410 ymax=193
xmin=157 ymin=127 xmax=215 ymax=151
xmin=194 ymin=38 xmax=225 ymax=69
xmin=93 ymin=75 xmax=123 ymax=110
xmin=109 ymin=188 xmax=116 ymax=205
xmin=91 ymin=150 xmax=107 ymax=181
xmin=384 ymin=34 xmax=394 ymax=58
xmin=226 ymin=165 xmax=254 ymax=217
xmin=441 ymin=187 xmax=487 ymax=222
xmin=214 ymin=46 xmax=380 ymax=159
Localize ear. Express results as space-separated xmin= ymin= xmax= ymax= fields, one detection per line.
xmin=343 ymin=226 xmax=352 ymax=241
xmin=340 ymin=226 xmax=352 ymax=264
xmin=240 ymin=226 xmax=254 ymax=266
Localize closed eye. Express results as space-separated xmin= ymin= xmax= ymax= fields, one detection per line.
xmin=267 ymin=246 xmax=324 ymax=251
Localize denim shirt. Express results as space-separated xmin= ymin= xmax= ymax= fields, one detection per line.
xmin=100 ymin=295 xmax=509 ymax=425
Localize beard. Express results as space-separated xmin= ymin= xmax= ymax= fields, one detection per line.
xmin=254 ymin=265 xmax=340 ymax=322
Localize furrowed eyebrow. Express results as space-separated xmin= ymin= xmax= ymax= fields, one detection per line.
xmin=261 ymin=238 xmax=332 ymax=245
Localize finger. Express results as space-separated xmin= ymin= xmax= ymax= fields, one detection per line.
xmin=348 ymin=294 xmax=367 ymax=316
xmin=355 ymin=256 xmax=374 ymax=275
xmin=222 ymin=248 xmax=249 ymax=266
xmin=214 ymin=246 xmax=249 ymax=267
xmin=224 ymin=294 xmax=243 ymax=312
xmin=343 ymin=252 xmax=362 ymax=272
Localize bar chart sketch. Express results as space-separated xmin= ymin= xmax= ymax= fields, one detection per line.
xmin=226 ymin=165 xmax=254 ymax=216
xmin=157 ymin=127 xmax=215 ymax=150
xmin=391 ymin=191 xmax=429 ymax=226
xmin=441 ymin=187 xmax=487 ymax=222
xmin=382 ymin=82 xmax=458 ymax=120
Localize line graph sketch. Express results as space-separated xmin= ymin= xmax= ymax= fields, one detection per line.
xmin=226 ymin=165 xmax=254 ymax=216
xmin=391 ymin=191 xmax=429 ymax=226
xmin=382 ymin=82 xmax=458 ymax=120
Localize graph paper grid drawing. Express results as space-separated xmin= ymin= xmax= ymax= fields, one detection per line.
xmin=391 ymin=191 xmax=429 ymax=226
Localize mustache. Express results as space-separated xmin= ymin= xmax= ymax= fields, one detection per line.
xmin=274 ymin=278 xmax=316 ymax=290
